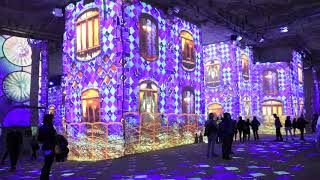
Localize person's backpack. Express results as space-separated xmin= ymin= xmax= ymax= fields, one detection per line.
xmin=55 ymin=134 xmax=69 ymax=161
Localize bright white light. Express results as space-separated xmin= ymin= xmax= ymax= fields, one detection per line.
xmin=49 ymin=81 xmax=54 ymax=85
xmin=259 ymin=38 xmax=264 ymax=43
xmin=280 ymin=26 xmax=288 ymax=33
xmin=236 ymin=36 xmax=243 ymax=41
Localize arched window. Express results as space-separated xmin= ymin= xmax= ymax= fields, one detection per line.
xmin=293 ymin=98 xmax=298 ymax=116
xmin=263 ymin=70 xmax=278 ymax=95
xmin=207 ymin=103 xmax=223 ymax=117
xmin=298 ymin=64 xmax=303 ymax=84
xmin=76 ymin=8 xmax=101 ymax=61
xmin=243 ymin=96 xmax=251 ymax=116
xmin=205 ymin=60 xmax=220 ymax=87
xmin=261 ymin=100 xmax=283 ymax=116
xmin=242 ymin=54 xmax=249 ymax=80
xmin=182 ymin=86 xmax=195 ymax=114
xmin=181 ymin=31 xmax=195 ymax=71
xmin=139 ymin=80 xmax=158 ymax=113
xmin=139 ymin=13 xmax=159 ymax=61
xmin=81 ymin=89 xmax=100 ymax=122
xmin=299 ymin=99 xmax=304 ymax=115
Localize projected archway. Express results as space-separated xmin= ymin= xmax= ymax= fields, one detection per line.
xmin=261 ymin=100 xmax=283 ymax=116
xmin=181 ymin=30 xmax=195 ymax=71
xmin=139 ymin=80 xmax=158 ymax=114
xmin=81 ymin=89 xmax=100 ymax=123
xmin=182 ymin=86 xmax=195 ymax=114
xmin=139 ymin=13 xmax=159 ymax=61
xmin=263 ymin=70 xmax=278 ymax=95
xmin=241 ymin=54 xmax=249 ymax=81
xmin=76 ymin=8 xmax=101 ymax=61
xmin=207 ymin=103 xmax=223 ymax=116
xmin=205 ymin=60 xmax=220 ymax=88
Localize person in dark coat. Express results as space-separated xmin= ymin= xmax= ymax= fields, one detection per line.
xmin=30 ymin=136 xmax=39 ymax=160
xmin=38 ymin=114 xmax=56 ymax=180
xmin=194 ymin=133 xmax=199 ymax=144
xmin=292 ymin=118 xmax=297 ymax=137
xmin=199 ymin=132 xmax=204 ymax=143
xmin=244 ymin=119 xmax=251 ymax=141
xmin=297 ymin=114 xmax=308 ymax=141
xmin=285 ymin=116 xmax=294 ymax=141
xmin=232 ymin=119 xmax=238 ymax=141
xmin=205 ymin=113 xmax=219 ymax=158
xmin=220 ymin=112 xmax=234 ymax=160
xmin=237 ymin=116 xmax=245 ymax=142
xmin=251 ymin=116 xmax=260 ymax=140
xmin=311 ymin=114 xmax=318 ymax=133
xmin=273 ymin=114 xmax=283 ymax=141
xmin=6 ymin=126 xmax=23 ymax=171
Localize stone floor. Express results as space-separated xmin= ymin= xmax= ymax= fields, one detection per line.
xmin=0 ymin=134 xmax=320 ymax=180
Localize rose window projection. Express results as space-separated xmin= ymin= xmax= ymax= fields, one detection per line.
xmin=0 ymin=35 xmax=47 ymax=127
xmin=76 ymin=8 xmax=101 ymax=61
xmin=139 ymin=13 xmax=159 ymax=61
xmin=263 ymin=70 xmax=279 ymax=95
xmin=181 ymin=30 xmax=195 ymax=71
xmin=205 ymin=59 xmax=220 ymax=88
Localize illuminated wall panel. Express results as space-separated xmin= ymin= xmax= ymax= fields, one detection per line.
xmin=0 ymin=35 xmax=47 ymax=127
xmin=62 ymin=0 xmax=205 ymax=161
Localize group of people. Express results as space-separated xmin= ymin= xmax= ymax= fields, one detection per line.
xmin=234 ymin=116 xmax=261 ymax=142
xmin=1 ymin=114 xmax=69 ymax=180
xmin=274 ymin=114 xmax=309 ymax=142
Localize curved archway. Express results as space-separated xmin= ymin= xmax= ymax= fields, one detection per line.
xmin=263 ymin=69 xmax=278 ymax=95
xmin=139 ymin=80 xmax=158 ymax=113
xmin=205 ymin=59 xmax=220 ymax=88
xmin=180 ymin=30 xmax=195 ymax=71
xmin=81 ymin=89 xmax=100 ymax=122
xmin=207 ymin=103 xmax=223 ymax=117
xmin=182 ymin=86 xmax=195 ymax=114
xmin=261 ymin=100 xmax=283 ymax=116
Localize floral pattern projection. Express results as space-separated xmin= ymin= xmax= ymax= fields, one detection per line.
xmin=62 ymin=0 xmax=205 ymax=161
xmin=0 ymin=35 xmax=47 ymax=127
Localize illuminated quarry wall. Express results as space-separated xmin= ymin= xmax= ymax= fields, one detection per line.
xmin=0 ymin=35 xmax=47 ymax=127
xmin=62 ymin=0 xmax=205 ymax=161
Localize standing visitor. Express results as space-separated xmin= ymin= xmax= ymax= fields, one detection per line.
xmin=30 ymin=136 xmax=40 ymax=160
xmin=297 ymin=114 xmax=308 ymax=141
xmin=284 ymin=116 xmax=294 ymax=141
xmin=232 ymin=119 xmax=238 ymax=141
xmin=237 ymin=116 xmax=245 ymax=142
xmin=292 ymin=118 xmax=297 ymax=137
xmin=199 ymin=132 xmax=204 ymax=143
xmin=251 ymin=117 xmax=261 ymax=141
xmin=6 ymin=126 xmax=23 ymax=171
xmin=273 ymin=114 xmax=283 ymax=142
xmin=204 ymin=113 xmax=219 ymax=158
xmin=220 ymin=113 xmax=233 ymax=160
xmin=311 ymin=114 xmax=318 ymax=133
xmin=38 ymin=114 xmax=56 ymax=180
xmin=244 ymin=119 xmax=251 ymax=141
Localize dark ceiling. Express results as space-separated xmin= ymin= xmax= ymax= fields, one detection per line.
xmin=0 ymin=0 xmax=320 ymax=70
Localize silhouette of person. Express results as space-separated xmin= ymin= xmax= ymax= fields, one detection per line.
xmin=205 ymin=113 xmax=219 ymax=158
xmin=285 ymin=116 xmax=294 ymax=141
xmin=292 ymin=118 xmax=297 ymax=137
xmin=232 ymin=119 xmax=238 ymax=141
xmin=297 ymin=114 xmax=308 ymax=141
xmin=220 ymin=113 xmax=233 ymax=160
xmin=38 ymin=114 xmax=56 ymax=180
xmin=199 ymin=132 xmax=204 ymax=143
xmin=244 ymin=119 xmax=251 ymax=141
xmin=251 ymin=116 xmax=260 ymax=141
xmin=273 ymin=114 xmax=283 ymax=141
xmin=30 ymin=136 xmax=39 ymax=160
xmin=237 ymin=116 xmax=245 ymax=142
xmin=6 ymin=126 xmax=23 ymax=171
xmin=312 ymin=114 xmax=318 ymax=133
xmin=194 ymin=133 xmax=199 ymax=144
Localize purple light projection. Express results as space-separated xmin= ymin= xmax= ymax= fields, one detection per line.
xmin=62 ymin=0 xmax=205 ymax=161
xmin=0 ymin=35 xmax=47 ymax=127
xmin=203 ymin=41 xmax=304 ymax=133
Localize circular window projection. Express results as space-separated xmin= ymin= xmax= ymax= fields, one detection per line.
xmin=3 ymin=37 xmax=32 ymax=66
xmin=3 ymin=71 xmax=31 ymax=102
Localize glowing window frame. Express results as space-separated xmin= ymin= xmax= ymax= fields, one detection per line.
xmin=180 ymin=30 xmax=195 ymax=71
xmin=241 ymin=54 xmax=249 ymax=81
xmin=81 ymin=89 xmax=101 ymax=123
xmin=263 ymin=69 xmax=279 ymax=95
xmin=138 ymin=80 xmax=159 ymax=114
xmin=76 ymin=8 xmax=101 ymax=61
xmin=182 ymin=86 xmax=195 ymax=114
xmin=205 ymin=59 xmax=220 ymax=88
xmin=139 ymin=13 xmax=159 ymax=61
